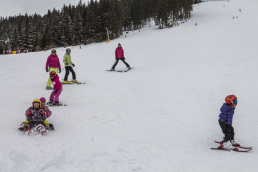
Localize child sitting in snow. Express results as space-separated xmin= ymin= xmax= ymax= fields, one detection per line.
xmin=218 ymin=95 xmax=239 ymax=149
xmin=19 ymin=99 xmax=47 ymax=135
xmin=19 ymin=98 xmax=54 ymax=132
xmin=48 ymin=71 xmax=63 ymax=106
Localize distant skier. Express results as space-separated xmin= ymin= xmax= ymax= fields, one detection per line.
xmin=48 ymin=71 xmax=63 ymax=106
xmin=45 ymin=49 xmax=61 ymax=90
xmin=195 ymin=23 xmax=197 ymax=26
xmin=110 ymin=43 xmax=131 ymax=71
xmin=218 ymin=95 xmax=239 ymax=150
xmin=233 ymin=16 xmax=234 ymax=19
xmin=62 ymin=48 xmax=77 ymax=84
xmin=44 ymin=48 xmax=46 ymax=52
xmin=18 ymin=99 xmax=48 ymax=135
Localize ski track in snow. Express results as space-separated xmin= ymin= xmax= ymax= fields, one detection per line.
xmin=1 ymin=0 xmax=258 ymax=171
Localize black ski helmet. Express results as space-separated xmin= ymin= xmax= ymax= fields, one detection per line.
xmin=66 ymin=48 xmax=71 ymax=52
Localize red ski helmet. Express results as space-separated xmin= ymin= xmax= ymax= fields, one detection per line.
xmin=225 ymin=95 xmax=237 ymax=106
xmin=50 ymin=71 xmax=57 ymax=78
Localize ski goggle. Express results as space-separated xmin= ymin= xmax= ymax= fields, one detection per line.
xmin=234 ymin=99 xmax=238 ymax=105
xmin=51 ymin=50 xmax=56 ymax=53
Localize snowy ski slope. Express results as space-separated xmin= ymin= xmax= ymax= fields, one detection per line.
xmin=1 ymin=0 xmax=258 ymax=171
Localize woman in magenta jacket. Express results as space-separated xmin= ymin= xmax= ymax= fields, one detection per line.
xmin=111 ymin=43 xmax=131 ymax=71
xmin=45 ymin=49 xmax=61 ymax=90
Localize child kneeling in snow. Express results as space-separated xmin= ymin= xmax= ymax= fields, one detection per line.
xmin=19 ymin=98 xmax=54 ymax=131
xmin=218 ymin=95 xmax=239 ymax=149
xmin=48 ymin=71 xmax=62 ymax=106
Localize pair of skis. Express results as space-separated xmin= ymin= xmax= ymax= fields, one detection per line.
xmin=46 ymin=102 xmax=67 ymax=107
xmin=62 ymin=81 xmax=86 ymax=85
xmin=106 ymin=67 xmax=134 ymax=73
xmin=211 ymin=141 xmax=252 ymax=152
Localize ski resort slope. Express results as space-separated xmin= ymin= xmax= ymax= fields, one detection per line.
xmin=1 ymin=0 xmax=258 ymax=171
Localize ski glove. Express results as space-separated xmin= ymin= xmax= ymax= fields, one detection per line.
xmin=65 ymin=63 xmax=69 ymax=65
xmin=54 ymin=89 xmax=58 ymax=94
xmin=59 ymin=69 xmax=61 ymax=73
xmin=46 ymin=68 xmax=49 ymax=72
xmin=72 ymin=64 xmax=75 ymax=67
xmin=40 ymin=110 xmax=45 ymax=115
xmin=226 ymin=125 xmax=232 ymax=133
xmin=26 ymin=110 xmax=32 ymax=116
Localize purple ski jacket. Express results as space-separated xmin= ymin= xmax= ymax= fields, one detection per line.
xmin=46 ymin=54 xmax=61 ymax=69
xmin=115 ymin=47 xmax=124 ymax=58
xmin=219 ymin=103 xmax=235 ymax=125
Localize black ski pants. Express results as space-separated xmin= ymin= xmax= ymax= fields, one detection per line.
xmin=112 ymin=57 xmax=130 ymax=69
xmin=219 ymin=121 xmax=235 ymax=142
xmin=64 ymin=66 xmax=76 ymax=81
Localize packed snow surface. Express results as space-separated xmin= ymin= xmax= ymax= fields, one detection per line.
xmin=1 ymin=0 xmax=258 ymax=171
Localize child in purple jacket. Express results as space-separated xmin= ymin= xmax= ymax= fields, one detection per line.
xmin=218 ymin=95 xmax=239 ymax=149
xmin=48 ymin=71 xmax=63 ymax=106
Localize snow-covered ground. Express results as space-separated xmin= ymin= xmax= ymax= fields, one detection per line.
xmin=1 ymin=0 xmax=258 ymax=171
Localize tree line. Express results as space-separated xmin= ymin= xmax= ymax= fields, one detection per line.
xmin=0 ymin=0 xmax=201 ymax=54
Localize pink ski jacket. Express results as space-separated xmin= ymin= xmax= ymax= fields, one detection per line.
xmin=115 ymin=47 xmax=124 ymax=58
xmin=52 ymin=75 xmax=62 ymax=90
xmin=46 ymin=54 xmax=61 ymax=69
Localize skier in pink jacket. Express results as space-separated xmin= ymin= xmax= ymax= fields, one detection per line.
xmin=48 ymin=71 xmax=63 ymax=106
xmin=111 ymin=43 xmax=131 ymax=71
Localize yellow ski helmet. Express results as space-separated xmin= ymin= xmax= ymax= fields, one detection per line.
xmin=32 ymin=99 xmax=41 ymax=108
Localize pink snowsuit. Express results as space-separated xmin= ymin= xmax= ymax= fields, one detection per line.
xmin=50 ymin=75 xmax=62 ymax=102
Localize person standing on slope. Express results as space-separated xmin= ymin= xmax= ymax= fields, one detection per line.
xmin=48 ymin=71 xmax=63 ymax=106
xmin=110 ymin=43 xmax=131 ymax=71
xmin=62 ymin=48 xmax=77 ymax=84
xmin=46 ymin=49 xmax=61 ymax=90
xmin=218 ymin=95 xmax=239 ymax=150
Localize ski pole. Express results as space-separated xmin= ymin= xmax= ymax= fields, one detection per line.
xmin=60 ymin=67 xmax=65 ymax=73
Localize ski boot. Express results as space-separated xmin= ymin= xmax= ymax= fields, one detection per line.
xmin=111 ymin=69 xmax=115 ymax=71
xmin=46 ymin=86 xmax=53 ymax=90
xmin=231 ymin=140 xmax=240 ymax=147
xmin=19 ymin=123 xmax=25 ymax=131
xmin=53 ymin=101 xmax=62 ymax=106
xmin=219 ymin=141 xmax=235 ymax=150
xmin=46 ymin=100 xmax=54 ymax=106
xmin=19 ymin=127 xmax=24 ymax=131
xmin=62 ymin=81 xmax=71 ymax=84
xmin=127 ymin=67 xmax=131 ymax=70
xmin=71 ymin=79 xmax=78 ymax=83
